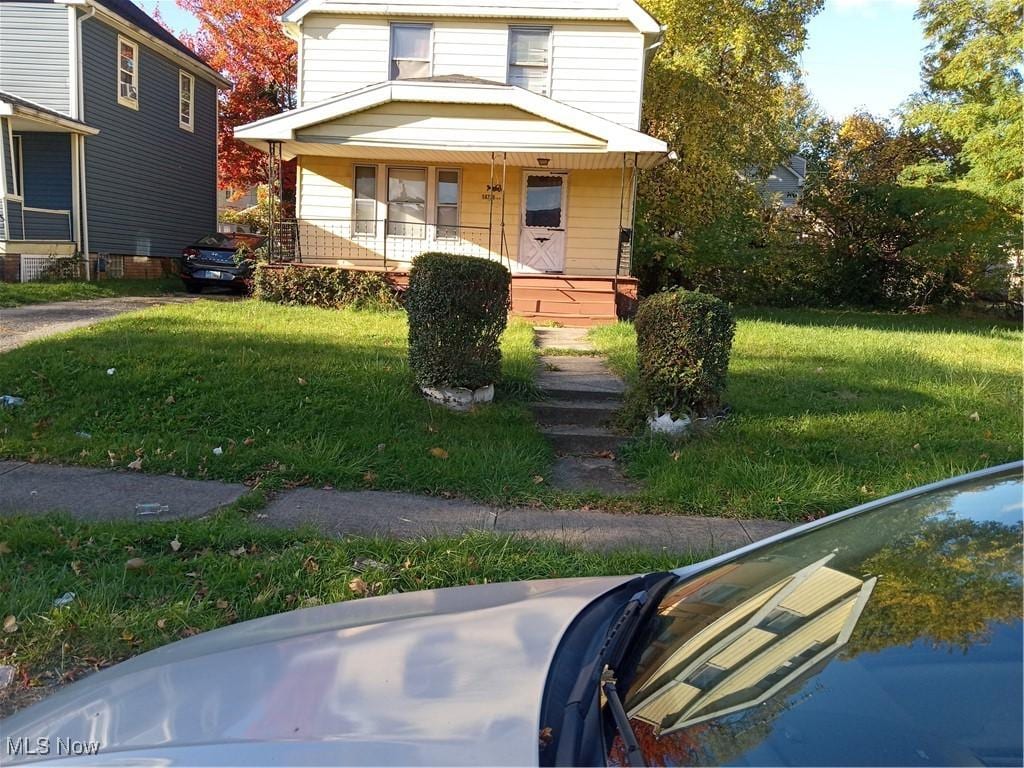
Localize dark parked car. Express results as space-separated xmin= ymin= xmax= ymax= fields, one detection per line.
xmin=3 ymin=464 xmax=1021 ymax=766
xmin=179 ymin=233 xmax=266 ymax=293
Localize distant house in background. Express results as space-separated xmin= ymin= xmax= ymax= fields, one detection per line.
xmin=758 ymin=155 xmax=807 ymax=209
xmin=217 ymin=187 xmax=259 ymax=233
xmin=0 ymin=0 xmax=229 ymax=282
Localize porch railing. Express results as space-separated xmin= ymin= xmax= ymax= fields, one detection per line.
xmin=22 ymin=207 xmax=73 ymax=241
xmin=269 ymin=218 xmax=505 ymax=270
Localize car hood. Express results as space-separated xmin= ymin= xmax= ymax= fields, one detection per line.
xmin=3 ymin=576 xmax=630 ymax=767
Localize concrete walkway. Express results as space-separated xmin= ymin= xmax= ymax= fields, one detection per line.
xmin=0 ymin=295 xmax=198 ymax=352
xmin=0 ymin=461 xmax=793 ymax=556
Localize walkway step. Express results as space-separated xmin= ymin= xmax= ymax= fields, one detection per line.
xmin=529 ymin=399 xmax=619 ymax=428
xmin=548 ymin=456 xmax=639 ymax=495
xmin=541 ymin=425 xmax=627 ymax=456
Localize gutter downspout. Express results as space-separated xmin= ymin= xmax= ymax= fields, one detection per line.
xmin=76 ymin=3 xmax=95 ymax=279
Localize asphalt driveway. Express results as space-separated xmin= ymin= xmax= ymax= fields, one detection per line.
xmin=0 ymin=296 xmax=199 ymax=352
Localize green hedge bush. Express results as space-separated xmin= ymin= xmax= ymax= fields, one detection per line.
xmin=406 ymin=253 xmax=510 ymax=390
xmin=252 ymin=264 xmax=399 ymax=310
xmin=634 ymin=289 xmax=736 ymax=419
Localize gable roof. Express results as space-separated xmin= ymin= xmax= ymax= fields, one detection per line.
xmin=236 ymin=79 xmax=666 ymax=158
xmin=280 ymin=0 xmax=662 ymax=37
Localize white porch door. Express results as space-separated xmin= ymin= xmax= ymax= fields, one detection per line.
xmin=519 ymin=172 xmax=567 ymax=273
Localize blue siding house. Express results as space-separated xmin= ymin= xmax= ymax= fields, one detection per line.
xmin=0 ymin=0 xmax=229 ymax=281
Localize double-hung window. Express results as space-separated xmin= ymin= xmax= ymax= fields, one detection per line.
xmin=179 ymin=71 xmax=195 ymax=131
xmin=435 ymin=169 xmax=460 ymax=239
xmin=353 ymin=165 xmax=377 ymax=236
xmin=390 ymin=23 xmax=431 ymax=80
xmin=387 ymin=167 xmax=426 ymax=237
xmin=118 ymin=36 xmax=139 ymax=108
xmin=507 ymin=26 xmax=551 ymax=95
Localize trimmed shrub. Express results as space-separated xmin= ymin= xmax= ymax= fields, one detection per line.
xmin=406 ymin=253 xmax=510 ymax=390
xmin=253 ymin=264 xmax=399 ymax=310
xmin=634 ymin=289 xmax=736 ymax=419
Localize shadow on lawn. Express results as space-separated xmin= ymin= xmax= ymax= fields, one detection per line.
xmin=736 ymin=307 xmax=1022 ymax=338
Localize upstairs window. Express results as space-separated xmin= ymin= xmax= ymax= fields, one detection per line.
xmin=508 ymin=26 xmax=551 ymax=95
xmin=390 ymin=23 xmax=431 ymax=80
xmin=117 ymin=36 xmax=139 ymax=109
xmin=179 ymin=71 xmax=195 ymax=131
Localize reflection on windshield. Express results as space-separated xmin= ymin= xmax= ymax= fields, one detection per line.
xmin=614 ymin=471 xmax=1023 ymax=767
xmin=627 ymin=555 xmax=875 ymax=735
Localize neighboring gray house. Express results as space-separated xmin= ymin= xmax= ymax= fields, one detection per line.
xmin=0 ymin=0 xmax=229 ymax=281
xmin=758 ymin=154 xmax=807 ymax=209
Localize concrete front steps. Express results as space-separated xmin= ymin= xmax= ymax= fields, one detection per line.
xmin=530 ymin=342 xmax=637 ymax=494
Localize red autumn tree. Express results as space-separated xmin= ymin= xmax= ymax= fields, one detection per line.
xmin=175 ymin=0 xmax=297 ymax=193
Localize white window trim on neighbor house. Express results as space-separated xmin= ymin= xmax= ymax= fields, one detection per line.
xmin=8 ymin=132 xmax=23 ymax=200
xmin=352 ymin=164 xmax=377 ymax=236
xmin=435 ymin=167 xmax=460 ymax=239
xmin=389 ymin=23 xmax=433 ymax=80
xmin=179 ymin=70 xmax=195 ymax=131
xmin=507 ymin=26 xmax=552 ymax=97
xmin=117 ymin=35 xmax=139 ymax=110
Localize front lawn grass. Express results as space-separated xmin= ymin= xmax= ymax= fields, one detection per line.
xmin=0 ymin=301 xmax=548 ymax=502
xmin=590 ymin=308 xmax=1022 ymax=521
xmin=0 ymin=277 xmax=183 ymax=308
xmin=0 ymin=509 xmax=690 ymax=714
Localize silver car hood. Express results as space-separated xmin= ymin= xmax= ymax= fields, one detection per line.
xmin=3 ymin=576 xmax=630 ymax=767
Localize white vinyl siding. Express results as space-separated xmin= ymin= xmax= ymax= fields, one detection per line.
xmin=0 ymin=2 xmax=71 ymax=114
xmin=117 ymin=35 xmax=139 ymax=109
xmin=179 ymin=71 xmax=195 ymax=131
xmin=299 ymin=15 xmax=645 ymax=128
xmin=507 ymin=26 xmax=551 ymax=95
xmin=389 ymin=23 xmax=432 ymax=80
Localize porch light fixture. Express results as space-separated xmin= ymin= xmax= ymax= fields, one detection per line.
xmin=536 ymin=157 xmax=550 ymax=167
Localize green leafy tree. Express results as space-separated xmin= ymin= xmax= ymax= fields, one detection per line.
xmin=902 ymin=0 xmax=1023 ymax=215
xmin=634 ymin=0 xmax=824 ymax=289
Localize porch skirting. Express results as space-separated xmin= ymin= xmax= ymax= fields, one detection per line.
xmin=259 ymin=263 xmax=638 ymax=326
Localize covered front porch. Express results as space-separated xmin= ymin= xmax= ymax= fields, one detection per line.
xmin=236 ymin=78 xmax=666 ymax=323
xmin=0 ymin=92 xmax=97 ymax=281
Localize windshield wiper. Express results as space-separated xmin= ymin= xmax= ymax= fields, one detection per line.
xmin=601 ymin=666 xmax=644 ymax=767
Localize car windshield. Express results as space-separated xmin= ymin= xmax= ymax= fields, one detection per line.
xmin=193 ymin=233 xmax=265 ymax=249
xmin=614 ymin=469 xmax=1023 ymax=767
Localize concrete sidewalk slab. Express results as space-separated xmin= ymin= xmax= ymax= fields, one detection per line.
xmin=0 ymin=461 xmax=247 ymax=521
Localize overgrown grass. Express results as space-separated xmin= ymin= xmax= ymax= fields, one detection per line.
xmin=0 ymin=277 xmax=183 ymax=308
xmin=590 ymin=308 xmax=1023 ymax=521
xmin=0 ymin=302 xmax=548 ymax=502
xmin=0 ymin=510 xmax=690 ymax=711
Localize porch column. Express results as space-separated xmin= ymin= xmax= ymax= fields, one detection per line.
xmin=70 ymin=134 xmax=82 ymax=254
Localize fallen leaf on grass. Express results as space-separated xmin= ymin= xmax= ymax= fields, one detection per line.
xmin=165 ymin=395 xmax=175 ymax=405
xmin=107 ymin=451 xmax=118 ymax=466
xmin=243 ymin=437 xmax=255 ymax=446
xmin=302 ymin=596 xmax=321 ymax=607
xmin=229 ymin=546 xmax=247 ymax=557
xmin=297 ymin=377 xmax=308 ymax=386
xmin=670 ymin=450 xmax=681 ymax=462
xmin=303 ymin=556 xmax=320 ymax=573
xmin=125 ymin=557 xmax=146 ymax=570
xmin=362 ymin=471 xmax=378 ymax=485
xmin=71 ymin=560 xmax=82 ymax=575
xmin=0 ymin=541 xmax=10 ymax=555
xmin=156 ymin=618 xmax=167 ymax=630
xmin=215 ymin=599 xmax=230 ymax=610
xmin=912 ymin=443 xmax=921 ymax=451
xmin=968 ymin=411 xmax=980 ymax=421
xmin=3 ymin=615 xmax=17 ymax=634
xmin=532 ymin=475 xmax=545 ymax=485
xmin=429 ymin=447 xmax=449 ymax=459
xmin=348 ymin=577 xmax=368 ymax=596
xmin=127 ymin=457 xmax=143 ymax=471
xmin=594 ymin=450 xmax=615 ymax=459
xmin=170 ymin=537 xmax=181 ymax=552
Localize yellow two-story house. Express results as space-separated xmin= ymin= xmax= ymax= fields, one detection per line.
xmin=236 ymin=0 xmax=668 ymax=324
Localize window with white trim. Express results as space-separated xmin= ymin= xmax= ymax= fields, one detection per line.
xmin=389 ymin=23 xmax=431 ymax=80
xmin=353 ymin=164 xmax=377 ymax=236
xmin=387 ymin=166 xmax=426 ymax=237
xmin=10 ymin=134 xmax=23 ymax=198
xmin=179 ymin=71 xmax=195 ymax=131
xmin=117 ymin=36 xmax=139 ymax=108
xmin=507 ymin=26 xmax=551 ymax=95
xmin=435 ymin=169 xmax=460 ymax=239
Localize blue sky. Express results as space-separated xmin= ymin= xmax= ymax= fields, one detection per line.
xmin=137 ymin=0 xmax=926 ymax=120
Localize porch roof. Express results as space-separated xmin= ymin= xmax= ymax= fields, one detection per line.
xmin=0 ymin=92 xmax=99 ymax=135
xmin=235 ymin=79 xmax=668 ymax=169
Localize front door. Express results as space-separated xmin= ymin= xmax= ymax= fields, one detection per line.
xmin=519 ymin=172 xmax=567 ymax=273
